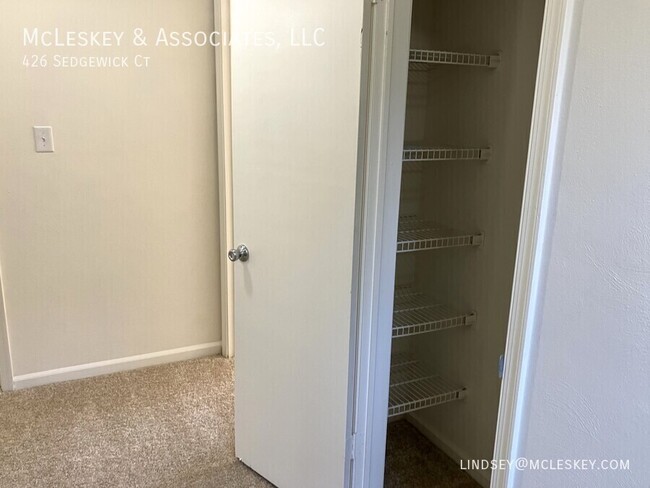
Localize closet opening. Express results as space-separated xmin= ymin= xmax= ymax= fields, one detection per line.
xmin=372 ymin=0 xmax=548 ymax=486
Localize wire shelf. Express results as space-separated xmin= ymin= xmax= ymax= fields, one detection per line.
xmin=409 ymin=49 xmax=500 ymax=68
xmin=403 ymin=147 xmax=491 ymax=163
xmin=390 ymin=361 xmax=433 ymax=386
xmin=397 ymin=217 xmax=483 ymax=253
xmin=394 ymin=304 xmax=475 ymax=338
xmin=393 ymin=286 xmax=432 ymax=309
xmin=388 ymin=359 xmax=465 ymax=417
xmin=393 ymin=285 xmax=475 ymax=337
xmin=389 ymin=352 xmax=418 ymax=368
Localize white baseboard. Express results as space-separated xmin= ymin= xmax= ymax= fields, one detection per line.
xmin=11 ymin=341 xmax=221 ymax=390
xmin=407 ymin=413 xmax=491 ymax=488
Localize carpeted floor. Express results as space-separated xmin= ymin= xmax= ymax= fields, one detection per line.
xmin=384 ymin=421 xmax=481 ymax=488
xmin=1 ymin=356 xmax=480 ymax=487
xmin=0 ymin=356 xmax=272 ymax=488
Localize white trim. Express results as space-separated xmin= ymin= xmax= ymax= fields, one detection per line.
xmin=345 ymin=0 xmax=376 ymax=485
xmin=0 ymin=263 xmax=14 ymax=391
xmin=407 ymin=414 xmax=490 ymax=487
xmin=491 ymin=2 xmax=582 ymax=487
xmin=12 ymin=341 xmax=221 ymax=390
xmin=214 ymin=0 xmax=235 ymax=358
xmin=351 ymin=1 xmax=412 ymax=487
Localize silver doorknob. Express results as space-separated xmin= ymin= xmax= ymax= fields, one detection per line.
xmin=228 ymin=244 xmax=250 ymax=262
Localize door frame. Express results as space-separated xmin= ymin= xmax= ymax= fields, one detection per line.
xmin=214 ymin=0 xmax=234 ymax=358
xmin=352 ymin=1 xmax=583 ymax=487
xmin=490 ymin=2 xmax=582 ymax=486
xmin=347 ymin=0 xmax=412 ymax=486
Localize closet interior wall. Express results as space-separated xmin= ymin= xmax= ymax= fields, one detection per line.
xmin=393 ymin=0 xmax=546 ymax=477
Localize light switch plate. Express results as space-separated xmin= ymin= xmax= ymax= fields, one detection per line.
xmin=33 ymin=126 xmax=54 ymax=152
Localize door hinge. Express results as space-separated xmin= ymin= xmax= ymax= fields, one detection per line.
xmin=498 ymin=354 xmax=505 ymax=379
xmin=371 ymin=0 xmax=382 ymax=5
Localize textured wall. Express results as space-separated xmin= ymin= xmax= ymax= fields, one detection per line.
xmin=519 ymin=1 xmax=650 ymax=486
xmin=0 ymin=0 xmax=221 ymax=379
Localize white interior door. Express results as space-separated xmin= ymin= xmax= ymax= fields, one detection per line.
xmin=230 ymin=2 xmax=366 ymax=487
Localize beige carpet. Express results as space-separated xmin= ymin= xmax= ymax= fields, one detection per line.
xmin=384 ymin=420 xmax=481 ymax=488
xmin=0 ymin=356 xmax=272 ymax=488
xmin=2 ymin=356 xmax=479 ymax=487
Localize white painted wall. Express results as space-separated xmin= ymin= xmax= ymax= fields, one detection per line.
xmin=518 ymin=1 xmax=650 ymax=486
xmin=0 ymin=0 xmax=221 ymax=387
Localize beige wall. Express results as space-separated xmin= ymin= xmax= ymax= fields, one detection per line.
xmin=0 ymin=0 xmax=221 ymax=384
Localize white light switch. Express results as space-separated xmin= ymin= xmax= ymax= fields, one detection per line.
xmin=33 ymin=126 xmax=54 ymax=152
